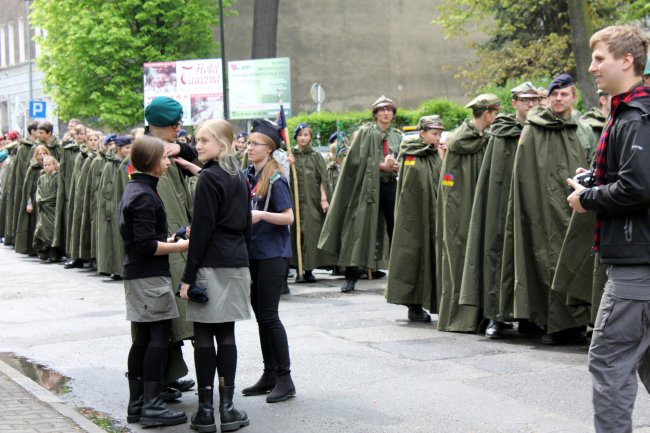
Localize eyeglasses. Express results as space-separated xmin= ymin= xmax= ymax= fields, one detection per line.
xmin=516 ymin=98 xmax=540 ymax=105
xmin=247 ymin=140 xmax=266 ymax=147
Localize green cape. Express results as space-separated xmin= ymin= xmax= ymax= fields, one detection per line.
xmin=14 ymin=162 xmax=42 ymax=255
xmin=290 ymin=144 xmax=336 ymax=270
xmin=96 ymin=152 xmax=125 ymax=275
xmin=0 ymin=149 xmax=17 ymax=242
xmin=386 ymin=137 xmax=442 ymax=310
xmin=70 ymin=152 xmax=94 ymax=260
xmin=459 ymin=113 xmax=522 ymax=320
xmin=325 ymin=161 xmax=340 ymax=202
xmin=318 ymin=122 xmax=395 ymax=269
xmin=66 ymin=148 xmax=89 ymax=256
xmin=10 ymin=140 xmax=36 ymax=242
xmin=580 ymin=107 xmax=606 ymax=147
xmin=52 ymin=142 xmax=80 ymax=250
xmin=34 ymin=171 xmax=59 ymax=251
xmin=436 ymin=118 xmax=489 ymax=332
xmin=80 ymin=151 xmax=108 ymax=260
xmin=499 ymin=106 xmax=592 ymax=332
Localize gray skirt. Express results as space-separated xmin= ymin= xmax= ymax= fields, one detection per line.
xmin=186 ymin=267 xmax=252 ymax=323
xmin=124 ymin=276 xmax=180 ymax=322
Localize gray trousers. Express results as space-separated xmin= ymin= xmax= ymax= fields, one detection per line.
xmin=588 ymin=266 xmax=650 ymax=433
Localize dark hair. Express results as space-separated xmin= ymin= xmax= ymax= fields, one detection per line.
xmin=37 ymin=122 xmax=53 ymax=134
xmin=27 ymin=121 xmax=40 ymax=134
xmin=130 ymin=135 xmax=165 ymax=174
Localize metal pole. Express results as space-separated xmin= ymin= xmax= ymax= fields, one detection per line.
xmin=218 ymin=0 xmax=228 ymax=120
xmin=316 ymin=84 xmax=321 ymax=113
xmin=26 ymin=0 xmax=33 ymax=101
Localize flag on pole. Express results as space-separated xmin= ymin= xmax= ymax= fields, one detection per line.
xmin=276 ymin=105 xmax=288 ymax=145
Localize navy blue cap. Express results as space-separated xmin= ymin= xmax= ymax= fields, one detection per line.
xmin=236 ymin=132 xmax=248 ymax=140
xmin=103 ymin=134 xmax=117 ymax=145
xmin=251 ymin=119 xmax=283 ymax=150
xmin=548 ymin=73 xmax=575 ymax=95
xmin=177 ymin=129 xmax=188 ymax=138
xmin=293 ymin=122 xmax=309 ymax=140
xmin=328 ymin=131 xmax=347 ymax=144
xmin=114 ymin=136 xmax=132 ymax=147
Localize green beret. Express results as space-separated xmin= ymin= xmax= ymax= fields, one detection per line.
xmin=371 ymin=95 xmax=396 ymax=111
xmin=145 ymin=96 xmax=183 ymax=127
xmin=465 ymin=93 xmax=500 ymax=110
xmin=645 ymin=57 xmax=650 ymax=76
xmin=510 ymin=82 xmax=539 ymax=99
xmin=417 ymin=115 xmax=444 ymax=131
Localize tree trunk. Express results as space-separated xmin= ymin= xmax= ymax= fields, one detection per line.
xmin=567 ymin=0 xmax=598 ymax=109
xmin=252 ymin=0 xmax=279 ymax=59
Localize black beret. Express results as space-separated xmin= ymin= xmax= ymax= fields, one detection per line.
xmin=548 ymin=73 xmax=575 ymax=95
xmin=251 ymin=119 xmax=282 ymax=150
xmin=114 ymin=136 xmax=132 ymax=147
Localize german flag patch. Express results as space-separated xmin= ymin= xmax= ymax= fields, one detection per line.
xmin=442 ymin=172 xmax=455 ymax=187
xmin=404 ymin=155 xmax=416 ymax=166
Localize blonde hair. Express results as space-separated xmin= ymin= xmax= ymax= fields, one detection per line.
xmin=32 ymin=144 xmax=51 ymax=165
xmin=196 ymin=119 xmax=240 ymax=176
xmin=250 ymin=132 xmax=284 ymax=199
xmin=590 ymin=26 xmax=648 ymax=76
xmin=42 ymin=155 xmax=60 ymax=172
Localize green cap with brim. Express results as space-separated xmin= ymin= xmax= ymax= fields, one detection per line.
xmin=417 ymin=115 xmax=444 ymax=130
xmin=145 ymin=96 xmax=183 ymax=127
xmin=465 ymin=93 xmax=500 ymax=110
xmin=510 ymin=82 xmax=539 ymax=99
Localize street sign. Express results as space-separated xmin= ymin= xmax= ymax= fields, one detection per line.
xmin=29 ymin=100 xmax=46 ymax=118
xmin=310 ymin=83 xmax=325 ymax=113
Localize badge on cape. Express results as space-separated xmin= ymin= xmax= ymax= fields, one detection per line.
xmin=442 ymin=172 xmax=455 ymax=187
xmin=404 ymin=155 xmax=416 ymax=166
xmin=126 ymin=162 xmax=135 ymax=179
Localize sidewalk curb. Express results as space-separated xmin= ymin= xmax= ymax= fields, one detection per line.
xmin=0 ymin=359 xmax=106 ymax=433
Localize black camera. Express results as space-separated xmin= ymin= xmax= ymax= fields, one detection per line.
xmin=573 ymin=170 xmax=596 ymax=188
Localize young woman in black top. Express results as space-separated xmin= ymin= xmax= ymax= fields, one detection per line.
xmin=178 ymin=119 xmax=251 ymax=433
xmin=119 ymin=135 xmax=189 ymax=428
xmin=242 ymin=119 xmax=296 ymax=403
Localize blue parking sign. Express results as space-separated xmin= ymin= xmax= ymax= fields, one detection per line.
xmin=29 ymin=100 xmax=46 ymax=118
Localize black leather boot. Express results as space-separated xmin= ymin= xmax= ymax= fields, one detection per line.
xmin=140 ymin=381 xmax=188 ymax=428
xmin=219 ymin=386 xmax=250 ymax=432
xmin=190 ymin=387 xmax=216 ymax=433
xmin=341 ymin=268 xmax=357 ymax=293
xmin=242 ymin=370 xmax=277 ymax=396
xmin=125 ymin=373 xmax=143 ymax=423
xmin=266 ymin=373 xmax=296 ymax=403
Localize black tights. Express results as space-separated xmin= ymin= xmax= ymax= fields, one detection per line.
xmin=128 ymin=320 xmax=171 ymax=382
xmin=193 ymin=322 xmax=237 ymax=388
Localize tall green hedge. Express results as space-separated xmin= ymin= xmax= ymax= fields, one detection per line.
xmin=287 ymin=98 xmax=470 ymax=147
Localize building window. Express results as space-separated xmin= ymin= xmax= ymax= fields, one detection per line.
xmin=18 ymin=18 xmax=25 ymax=63
xmin=7 ymin=22 xmax=14 ymax=66
xmin=0 ymin=27 xmax=6 ymax=68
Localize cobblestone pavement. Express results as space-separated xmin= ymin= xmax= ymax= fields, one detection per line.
xmin=0 ymin=360 xmax=104 ymax=433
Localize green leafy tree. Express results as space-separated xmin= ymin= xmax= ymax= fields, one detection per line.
xmin=31 ymin=0 xmax=235 ymax=129
xmin=434 ymin=0 xmax=634 ymax=93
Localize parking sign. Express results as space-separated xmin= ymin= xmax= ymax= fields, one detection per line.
xmin=29 ymin=101 xmax=46 ymax=118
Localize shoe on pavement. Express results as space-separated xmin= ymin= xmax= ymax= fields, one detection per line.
xmin=171 ymin=378 xmax=195 ymax=392
xmin=341 ymin=279 xmax=356 ymax=293
xmin=485 ymin=320 xmax=503 ymax=339
xmin=407 ymin=305 xmax=431 ymax=322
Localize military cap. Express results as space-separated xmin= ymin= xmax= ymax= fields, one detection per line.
xmin=251 ymin=119 xmax=283 ymax=150
xmin=510 ymin=82 xmax=539 ymax=99
xmin=645 ymin=58 xmax=650 ymax=76
xmin=465 ymin=93 xmax=500 ymax=110
xmin=103 ymin=133 xmax=117 ymax=145
xmin=144 ymin=96 xmax=183 ymax=127
xmin=236 ymin=132 xmax=248 ymax=140
xmin=293 ymin=122 xmax=309 ymax=139
xmin=6 ymin=130 xmax=19 ymax=141
xmin=328 ymin=131 xmax=347 ymax=144
xmin=548 ymin=73 xmax=575 ymax=95
xmin=371 ymin=95 xmax=397 ymax=112
xmin=177 ymin=129 xmax=188 ymax=138
xmin=114 ymin=136 xmax=133 ymax=147
xmin=417 ymin=115 xmax=445 ymax=131
xmin=537 ymin=87 xmax=549 ymax=97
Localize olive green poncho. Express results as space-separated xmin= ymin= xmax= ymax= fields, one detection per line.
xmin=325 ymin=161 xmax=340 ymax=202
xmin=580 ymin=107 xmax=606 ymax=147
xmin=318 ymin=122 xmax=400 ymax=269
xmin=66 ymin=148 xmax=90 ymax=257
xmin=14 ymin=161 xmax=42 ymax=255
xmin=290 ymin=145 xmax=336 ymax=271
xmin=33 ymin=171 xmax=59 ymax=253
xmin=70 ymin=152 xmax=94 ymax=260
xmin=385 ymin=137 xmax=442 ymax=311
xmin=80 ymin=151 xmax=108 ymax=260
xmin=459 ymin=114 xmax=522 ymax=321
xmin=436 ymin=119 xmax=489 ymax=332
xmin=499 ymin=106 xmax=593 ymax=333
xmin=96 ymin=152 xmax=125 ymax=276
xmin=52 ymin=141 xmax=80 ymax=252
xmin=0 ymin=145 xmax=18 ymax=243
xmin=10 ymin=140 xmax=36 ymax=242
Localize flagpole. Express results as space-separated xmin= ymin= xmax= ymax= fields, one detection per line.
xmin=280 ymin=98 xmax=304 ymax=279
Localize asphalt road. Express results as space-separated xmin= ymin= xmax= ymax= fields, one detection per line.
xmin=2 ymin=245 xmax=650 ymax=433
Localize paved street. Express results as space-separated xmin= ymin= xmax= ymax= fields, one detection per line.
xmin=2 ymin=244 xmax=650 ymax=433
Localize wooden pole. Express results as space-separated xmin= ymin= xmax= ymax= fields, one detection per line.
xmin=281 ymin=100 xmax=303 ymax=279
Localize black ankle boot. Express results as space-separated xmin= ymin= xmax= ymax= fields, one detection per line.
xmin=140 ymin=381 xmax=188 ymax=428
xmin=190 ymin=387 xmax=216 ymax=433
xmin=266 ymin=373 xmax=296 ymax=403
xmin=219 ymin=386 xmax=250 ymax=432
xmin=125 ymin=373 xmax=143 ymax=423
xmin=242 ymin=370 xmax=277 ymax=396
